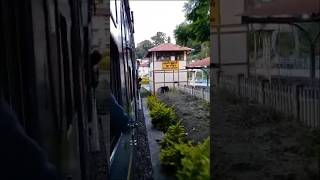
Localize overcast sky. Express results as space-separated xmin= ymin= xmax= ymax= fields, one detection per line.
xmin=130 ymin=0 xmax=187 ymax=46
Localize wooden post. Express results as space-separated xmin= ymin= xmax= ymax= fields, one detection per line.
xmin=164 ymin=70 xmax=166 ymax=87
xmin=294 ymin=84 xmax=303 ymax=123
xmin=237 ymin=74 xmax=244 ymax=96
xmin=259 ymin=79 xmax=268 ymax=104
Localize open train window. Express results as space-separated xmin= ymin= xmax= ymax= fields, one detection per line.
xmin=110 ymin=38 xmax=123 ymax=152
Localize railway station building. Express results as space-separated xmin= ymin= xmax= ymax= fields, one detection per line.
xmin=186 ymin=57 xmax=210 ymax=88
xmin=146 ymin=43 xmax=192 ymax=93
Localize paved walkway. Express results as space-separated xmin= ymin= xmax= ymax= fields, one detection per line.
xmin=142 ymin=98 xmax=175 ymax=180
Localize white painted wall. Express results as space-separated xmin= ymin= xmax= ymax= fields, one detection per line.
xmin=211 ymin=0 xmax=248 ymax=78
xmin=149 ymin=52 xmax=188 ymax=93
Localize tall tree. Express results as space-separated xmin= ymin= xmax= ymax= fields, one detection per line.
xmin=135 ymin=40 xmax=154 ymax=59
xmin=151 ymin=32 xmax=168 ymax=46
xmin=183 ymin=0 xmax=210 ymax=42
xmin=174 ymin=0 xmax=210 ymax=60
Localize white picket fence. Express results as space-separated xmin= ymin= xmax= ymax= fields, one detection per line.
xmin=176 ymin=84 xmax=210 ymax=102
xmin=220 ymin=74 xmax=320 ymax=128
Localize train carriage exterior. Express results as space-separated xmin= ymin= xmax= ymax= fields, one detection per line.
xmin=0 ymin=0 xmax=137 ymax=179
xmin=0 ymin=0 xmax=136 ymax=179
xmin=110 ymin=0 xmax=138 ymax=179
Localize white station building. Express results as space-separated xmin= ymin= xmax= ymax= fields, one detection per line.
xmin=146 ymin=43 xmax=192 ymax=94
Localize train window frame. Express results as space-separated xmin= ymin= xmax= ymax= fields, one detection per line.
xmin=59 ymin=14 xmax=74 ymax=129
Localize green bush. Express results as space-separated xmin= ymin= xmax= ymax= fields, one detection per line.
xmin=159 ymin=122 xmax=187 ymax=170
xmin=160 ymin=121 xmax=186 ymax=149
xmin=147 ymin=95 xmax=178 ymax=131
xmin=150 ymin=102 xmax=177 ymax=132
xmin=160 ymin=142 xmax=190 ymax=171
xmin=176 ymin=138 xmax=210 ymax=180
xmin=147 ymin=95 xmax=158 ymax=111
xmin=160 ymin=125 xmax=210 ymax=180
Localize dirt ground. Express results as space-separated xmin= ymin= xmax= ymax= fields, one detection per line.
xmin=211 ymin=89 xmax=320 ymax=180
xmin=157 ymin=90 xmax=210 ymax=143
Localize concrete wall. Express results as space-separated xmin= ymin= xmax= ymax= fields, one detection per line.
xmin=211 ymin=0 xmax=249 ymax=80
xmin=149 ymin=53 xmax=188 ymax=93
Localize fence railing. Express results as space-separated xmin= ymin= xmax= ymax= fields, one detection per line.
xmin=219 ymin=74 xmax=320 ymax=128
xmin=176 ymin=84 xmax=210 ymax=102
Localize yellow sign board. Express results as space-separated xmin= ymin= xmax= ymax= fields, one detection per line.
xmin=162 ymin=61 xmax=179 ymax=70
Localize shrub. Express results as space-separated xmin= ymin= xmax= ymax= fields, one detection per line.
xmin=147 ymin=95 xmax=158 ymax=111
xmin=160 ymin=142 xmax=190 ymax=171
xmin=150 ymin=103 xmax=177 ymax=132
xmin=159 ymin=122 xmax=187 ymax=170
xmin=160 ymin=121 xmax=186 ymax=149
xmin=176 ymin=138 xmax=210 ymax=180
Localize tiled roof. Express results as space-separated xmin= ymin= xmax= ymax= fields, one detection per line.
xmin=186 ymin=57 xmax=210 ymax=68
xmin=242 ymin=0 xmax=320 ymax=17
xmin=148 ymin=43 xmax=192 ymax=52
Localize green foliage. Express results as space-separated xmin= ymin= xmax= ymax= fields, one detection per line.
xmin=147 ymin=95 xmax=178 ymax=131
xmin=176 ymin=137 xmax=210 ymax=180
xmin=185 ymin=0 xmax=210 ymax=42
xmin=159 ymin=122 xmax=187 ymax=170
xmin=159 ymin=123 xmax=210 ymax=180
xmin=175 ymin=0 xmax=210 ymax=43
xmin=174 ymin=22 xmax=195 ymax=46
xmin=174 ymin=0 xmax=209 ymax=60
xmin=160 ymin=121 xmax=186 ymax=149
xmin=135 ymin=40 xmax=154 ymax=59
xmin=150 ymin=102 xmax=177 ymax=132
xmin=151 ymin=32 xmax=168 ymax=46
xmin=147 ymin=95 xmax=158 ymax=111
xmin=160 ymin=142 xmax=190 ymax=171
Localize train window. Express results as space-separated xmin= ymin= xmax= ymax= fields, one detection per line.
xmin=110 ymin=38 xmax=122 ymax=104
xmin=60 ymin=15 xmax=74 ymax=128
xmin=110 ymin=38 xmax=122 ymax=152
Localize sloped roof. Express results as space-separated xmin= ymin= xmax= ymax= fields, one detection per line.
xmin=148 ymin=43 xmax=192 ymax=52
xmin=186 ymin=57 xmax=210 ymax=69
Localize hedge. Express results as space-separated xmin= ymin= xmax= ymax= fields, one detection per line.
xmin=147 ymin=95 xmax=177 ymax=132
xmin=147 ymin=95 xmax=210 ymax=179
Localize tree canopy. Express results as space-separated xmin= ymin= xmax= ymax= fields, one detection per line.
xmin=135 ymin=40 xmax=154 ymax=59
xmin=174 ymin=0 xmax=210 ymax=60
xmin=151 ymin=32 xmax=168 ymax=46
xmin=135 ymin=32 xmax=171 ymax=59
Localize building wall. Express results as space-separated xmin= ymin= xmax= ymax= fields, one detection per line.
xmin=149 ymin=52 xmax=188 ymax=93
xmin=211 ymin=0 xmax=249 ymax=80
